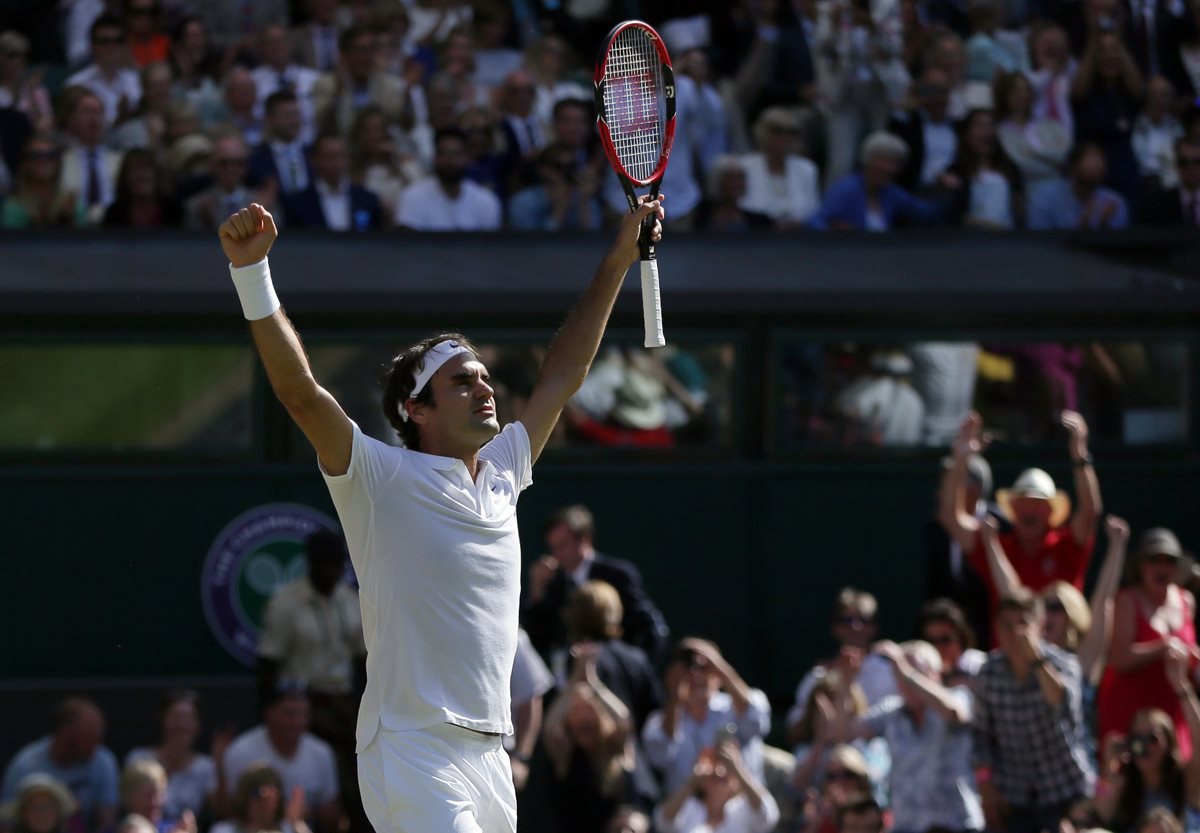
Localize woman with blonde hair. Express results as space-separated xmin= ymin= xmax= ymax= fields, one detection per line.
xmin=738 ymin=107 xmax=820 ymax=227
xmin=790 ymin=673 xmax=888 ymax=802
xmin=118 ymin=759 xmax=196 ymax=833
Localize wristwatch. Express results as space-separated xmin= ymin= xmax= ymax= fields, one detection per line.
xmin=1072 ymin=454 xmax=1094 ymax=468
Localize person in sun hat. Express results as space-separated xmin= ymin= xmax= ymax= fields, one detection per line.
xmin=939 ymin=410 xmax=1103 ymax=618
xmin=1098 ymin=525 xmax=1199 ymax=761
xmin=1 ymin=774 xmax=77 ymax=833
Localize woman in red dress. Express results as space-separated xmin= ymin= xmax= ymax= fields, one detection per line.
xmin=1098 ymin=528 xmax=1196 ymax=760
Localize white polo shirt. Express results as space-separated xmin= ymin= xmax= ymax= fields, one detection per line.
xmin=222 ymin=726 xmax=338 ymax=813
xmin=321 ymin=421 xmax=532 ymax=751
xmin=394 ymin=177 xmax=502 ymax=231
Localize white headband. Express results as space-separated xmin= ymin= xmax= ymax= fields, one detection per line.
xmin=397 ymin=340 xmax=474 ymax=422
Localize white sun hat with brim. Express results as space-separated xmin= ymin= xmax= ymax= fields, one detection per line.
xmin=995 ymin=467 xmax=1072 ymax=529
xmin=0 ymin=774 xmax=78 ymax=823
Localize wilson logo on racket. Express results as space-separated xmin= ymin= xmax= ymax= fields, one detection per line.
xmin=594 ymin=20 xmax=676 ymax=349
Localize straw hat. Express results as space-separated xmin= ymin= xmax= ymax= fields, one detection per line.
xmin=0 ymin=774 xmax=78 ymax=823
xmin=995 ymin=468 xmax=1072 ymax=528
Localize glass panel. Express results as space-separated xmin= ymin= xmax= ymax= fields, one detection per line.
xmin=776 ymin=338 xmax=1190 ymax=449
xmin=0 ymin=344 xmax=255 ymax=451
xmin=292 ymin=338 xmax=737 ymax=460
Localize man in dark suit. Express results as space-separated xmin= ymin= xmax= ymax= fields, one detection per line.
xmin=886 ymin=68 xmax=958 ymax=194
xmin=1142 ymin=137 xmax=1200 ymax=226
xmin=248 ymin=90 xmax=312 ymax=196
xmin=283 ymin=133 xmax=381 ymax=230
xmin=522 ymin=505 xmax=669 ymax=670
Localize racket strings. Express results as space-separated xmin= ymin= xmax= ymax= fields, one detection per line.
xmin=603 ymin=28 xmax=664 ymax=181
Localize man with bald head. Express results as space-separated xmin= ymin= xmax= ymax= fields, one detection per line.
xmin=1 ymin=697 xmax=120 ymax=833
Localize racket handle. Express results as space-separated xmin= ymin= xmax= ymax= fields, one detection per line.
xmin=640 ymin=258 xmax=665 ymax=349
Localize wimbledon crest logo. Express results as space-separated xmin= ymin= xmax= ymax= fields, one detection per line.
xmin=201 ymin=503 xmax=341 ymax=667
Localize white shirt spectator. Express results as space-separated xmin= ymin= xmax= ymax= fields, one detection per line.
xmin=395 ymin=177 xmax=502 ymax=231
xmin=258 ymin=575 xmax=365 ymax=695
xmin=505 ymin=629 xmax=554 ymax=753
xmin=969 ymin=170 xmax=1015 ymax=227
xmin=314 ymin=178 xmax=352 ymax=232
xmin=1132 ymin=113 xmax=1182 ymax=185
xmin=1027 ymin=65 xmax=1077 ymax=140
xmin=66 ymin=64 xmax=142 ymax=127
xmin=655 ymin=792 xmax=781 ymax=833
xmin=222 ymin=726 xmax=338 ymax=813
xmin=643 ymin=690 xmax=772 ymax=794
xmin=125 ymin=749 xmax=216 ymax=819
xmin=920 ymin=116 xmax=957 ymax=186
xmin=738 ymin=154 xmax=821 ymax=224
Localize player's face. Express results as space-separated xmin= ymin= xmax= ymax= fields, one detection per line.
xmin=421 ymin=353 xmax=499 ymax=450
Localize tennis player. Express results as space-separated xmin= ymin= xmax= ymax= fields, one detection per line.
xmin=218 ymin=196 xmax=665 ymax=833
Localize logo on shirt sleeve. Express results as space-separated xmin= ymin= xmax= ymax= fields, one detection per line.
xmin=200 ymin=503 xmax=349 ymax=666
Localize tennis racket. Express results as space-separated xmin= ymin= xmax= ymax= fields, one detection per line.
xmin=594 ymin=20 xmax=676 ymax=349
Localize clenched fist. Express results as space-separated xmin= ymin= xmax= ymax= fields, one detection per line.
xmin=219 ymin=203 xmax=278 ymax=268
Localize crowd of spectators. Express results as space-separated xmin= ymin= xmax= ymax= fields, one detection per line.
xmin=4 ymin=425 xmax=1200 ymax=833
xmin=1 ymin=0 xmax=1198 ymax=234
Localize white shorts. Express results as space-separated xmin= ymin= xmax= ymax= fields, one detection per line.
xmin=358 ymin=722 xmax=517 ymax=833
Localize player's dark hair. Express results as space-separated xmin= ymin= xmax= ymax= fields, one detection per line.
xmin=381 ymin=333 xmax=480 ymax=449
xmin=545 ymin=504 xmax=594 ymax=540
xmin=264 ymin=89 xmax=298 ymax=117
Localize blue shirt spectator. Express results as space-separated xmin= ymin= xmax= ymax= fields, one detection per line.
xmin=810 ymin=132 xmax=942 ymax=231
xmin=1 ymin=699 xmax=120 ymax=833
xmin=509 ymin=143 xmax=602 ymax=231
xmin=1027 ymin=142 xmax=1130 ymax=229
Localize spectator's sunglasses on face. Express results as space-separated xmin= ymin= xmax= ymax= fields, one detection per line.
xmin=825 ymin=768 xmax=861 ymax=783
xmin=837 ymin=614 xmax=871 ymax=628
xmin=1043 ymin=598 xmax=1067 ymax=614
xmin=924 ymin=631 xmax=957 ymax=646
xmin=1129 ymin=732 xmax=1162 ymax=757
xmin=1144 ymin=553 xmax=1179 ymax=567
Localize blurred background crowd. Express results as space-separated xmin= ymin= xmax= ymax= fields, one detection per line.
xmin=0 ymin=0 xmax=1199 ymax=234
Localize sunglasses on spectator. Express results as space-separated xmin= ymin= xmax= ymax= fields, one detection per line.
xmin=93 ymin=35 xmax=124 ymax=45
xmin=837 ymin=615 xmax=871 ymax=627
xmin=1144 ymin=553 xmax=1179 ymax=566
xmin=1130 ymin=732 xmax=1161 ymax=747
xmin=825 ymin=769 xmax=861 ymax=782
xmin=925 ymin=633 xmax=957 ymax=646
xmin=1044 ymin=600 xmax=1066 ymax=614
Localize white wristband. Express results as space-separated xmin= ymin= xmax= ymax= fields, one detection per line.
xmin=229 ymin=257 xmax=280 ymax=321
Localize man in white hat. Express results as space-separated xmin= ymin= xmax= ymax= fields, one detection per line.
xmin=940 ymin=410 xmax=1103 ymax=603
xmin=216 ymin=195 xmax=665 ymax=833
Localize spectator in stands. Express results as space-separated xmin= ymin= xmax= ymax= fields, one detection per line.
xmin=965 ymin=0 xmax=1024 ymax=83
xmin=1133 ymin=76 xmax=1184 ymax=189
xmin=1 ymin=698 xmax=119 ymax=833
xmin=497 ymin=68 xmax=546 ymax=176
xmin=1027 ymin=141 xmax=1130 ymax=228
xmin=125 ymin=691 xmax=220 ymax=822
xmin=523 ymin=505 xmax=669 ymax=669
xmin=643 ymin=638 xmax=772 ymax=795
xmin=67 ymin=15 xmax=142 ymax=128
xmin=943 ymin=108 xmax=1023 ymax=228
xmin=994 ymin=70 xmax=1071 ymax=210
xmin=1027 ymin=23 xmax=1078 ymax=141
xmin=608 ymin=806 xmax=651 ymax=833
xmin=124 ymin=0 xmax=169 ymax=67
xmin=199 ymin=0 xmax=287 ymax=54
xmin=311 ymin=27 xmax=406 ymax=138
xmin=436 ymin=25 xmax=489 ymax=111
xmin=889 ymin=69 xmax=959 ymax=195
xmin=459 ymin=105 xmax=507 ymax=199
xmin=549 ymin=96 xmax=597 ymax=173
xmin=655 ymin=740 xmax=780 ymax=833
xmin=925 ymin=32 xmax=974 ymax=119
xmin=834 ymin=351 xmax=925 ymax=445
xmin=974 ymin=589 xmax=1094 ymax=833
xmin=738 ymin=107 xmax=820 ymax=227
xmin=790 ymin=669 xmax=888 ymax=800
xmin=283 ymin=133 xmax=380 ymax=230
xmin=1072 ymin=30 xmax=1145 ymax=206
xmin=210 ymin=764 xmax=310 ymax=833
xmin=696 ymin=155 xmax=774 ymax=232
xmin=788 ymin=588 xmax=897 ymax=727
xmin=796 ymin=746 xmax=877 ymax=833
xmin=1 ymin=774 xmax=75 ymax=833
xmin=526 ymin=35 xmax=587 ymax=134
xmin=255 ymin=529 xmax=365 ymax=831
xmin=102 ymin=148 xmax=181 ymax=228
xmin=1 ymin=135 xmax=86 ymax=229
xmin=942 ymin=411 xmax=1102 ymax=606
xmin=115 ymin=759 xmax=194 ymax=833
xmin=0 ymin=31 xmax=53 ymax=134
xmin=674 ymin=45 xmax=730 ymax=177
xmin=543 ymin=643 xmax=658 ymax=833
xmin=835 ymin=795 xmax=886 ymax=833
xmin=810 ymin=132 xmax=942 ymax=230
xmin=1142 ymin=136 xmax=1200 ymax=225
xmin=1097 ymin=646 xmax=1200 ymax=832
xmin=393 ymin=127 xmax=501 ymax=230
xmin=212 ymin=67 xmax=262 ymax=146
xmin=1183 ymin=4 xmax=1200 ymax=97
xmin=1136 ymin=807 xmax=1187 ymax=833
xmin=509 ymin=141 xmax=602 ymax=231
xmin=508 ymin=628 xmax=553 ymax=793
xmin=918 ymin=599 xmax=988 ymax=684
xmin=249 ymin=91 xmax=311 ymax=196
xmin=926 ymin=449 xmax=999 ymax=646
xmin=252 ymin=25 xmax=320 ymax=146
xmin=168 ymin=17 xmax=222 ymax=124
xmin=841 ymin=640 xmax=983 ymax=833
xmin=58 ymin=86 xmax=121 ymax=225
xmin=221 ymin=683 xmax=340 ymax=833
xmin=290 ymin=0 xmax=340 ymax=73
xmin=348 ymin=106 xmax=421 ymax=222
xmin=185 ymin=132 xmax=267 ymax=229
xmin=564 ymin=581 xmax=662 ymax=731
xmin=1099 ymin=526 xmax=1198 ymax=760
xmin=109 ymin=62 xmax=173 ymax=152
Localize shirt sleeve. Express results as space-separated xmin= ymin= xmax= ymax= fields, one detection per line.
xmin=478 ymin=422 xmax=533 ymax=493
xmin=736 ymin=689 xmax=772 ymax=740
xmin=320 ymin=421 xmax=400 ymax=502
xmin=95 ymin=748 xmax=120 ymax=807
xmin=641 ymin=710 xmax=678 ymax=769
xmin=749 ymin=790 xmax=782 ymax=833
xmin=863 ymin=696 xmax=901 ymax=737
xmin=509 ymin=629 xmax=554 ymax=705
xmin=971 ymin=666 xmax=994 ymax=770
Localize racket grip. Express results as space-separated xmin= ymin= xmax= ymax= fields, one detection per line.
xmin=640 ymin=259 xmax=665 ymax=348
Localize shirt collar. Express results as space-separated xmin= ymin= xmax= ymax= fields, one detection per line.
xmin=570 ymin=551 xmax=596 ymax=585
xmin=316 ymin=177 xmax=349 ymax=197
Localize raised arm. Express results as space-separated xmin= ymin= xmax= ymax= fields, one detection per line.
xmin=981 ymin=517 xmax=1022 ymax=600
xmin=1106 ymin=590 xmax=1174 ymax=673
xmin=220 ymin=205 xmax=353 ymax=475
xmin=1062 ymin=411 xmax=1102 ymax=546
xmin=1078 ymin=516 xmax=1130 ymax=680
xmin=874 ymin=641 xmax=972 ymax=723
xmin=938 ymin=413 xmax=987 ymax=553
xmin=1167 ymin=648 xmax=1200 ymax=807
xmin=520 ymin=197 xmax=665 ymax=462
